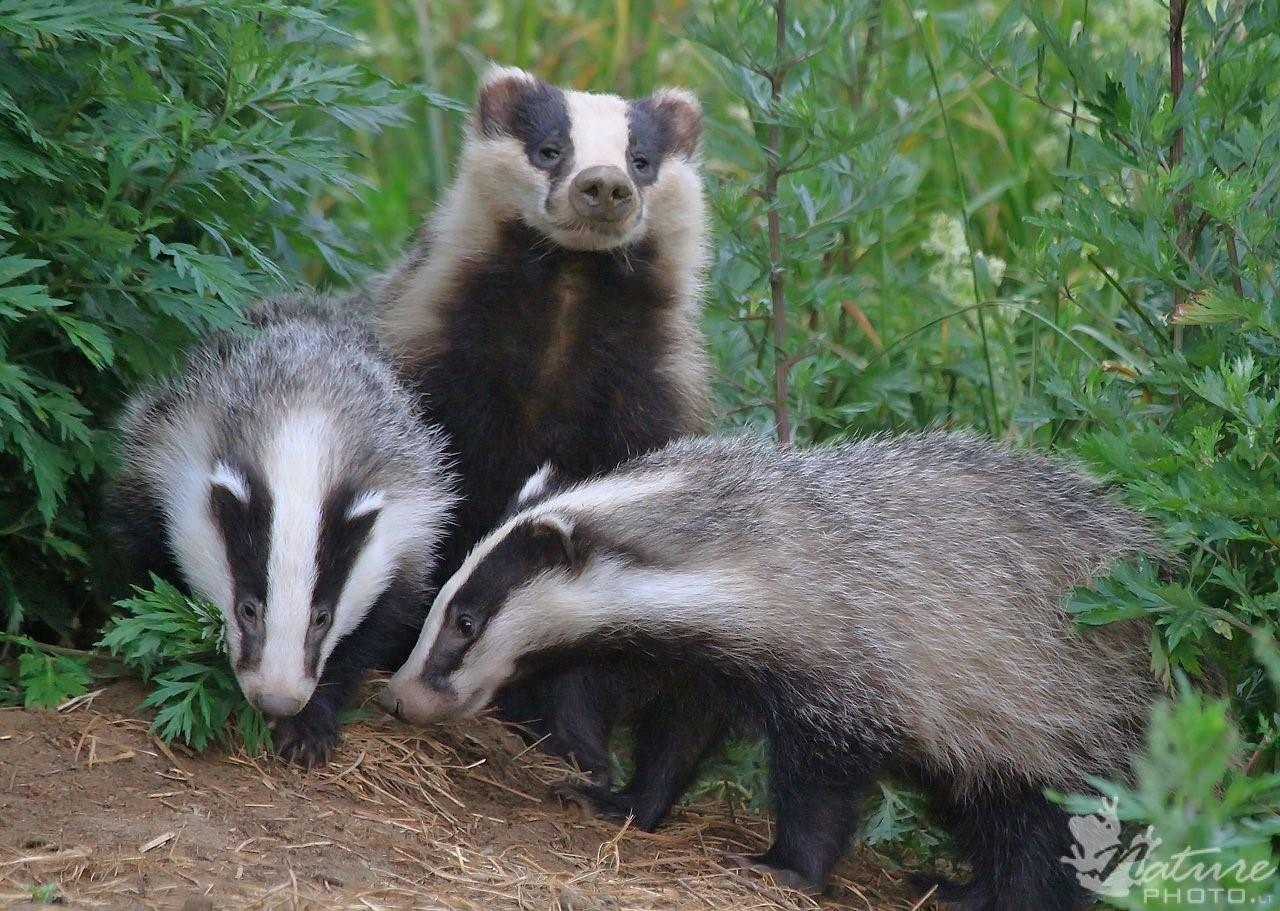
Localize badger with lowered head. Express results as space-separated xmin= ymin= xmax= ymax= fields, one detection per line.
xmin=382 ymin=433 xmax=1164 ymax=909
xmin=371 ymin=66 xmax=710 ymax=772
xmin=111 ymin=299 xmax=457 ymax=767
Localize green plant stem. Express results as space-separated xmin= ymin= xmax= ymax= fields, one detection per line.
xmin=908 ymin=1 xmax=1001 ymax=437
xmin=1087 ymin=254 xmax=1171 ymax=344
xmin=767 ymin=0 xmax=792 ymax=445
xmin=0 ymin=633 xmax=117 ymax=664
xmin=1064 ymin=0 xmax=1089 ymax=170
xmin=413 ymin=0 xmax=449 ymax=191
xmin=1169 ymin=0 xmax=1189 ymax=351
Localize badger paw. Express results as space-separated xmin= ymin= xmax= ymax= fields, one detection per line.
xmin=906 ymin=873 xmax=988 ymax=910
xmin=724 ymin=853 xmax=824 ymax=895
xmin=906 ymin=875 xmax=972 ymax=905
xmin=551 ymin=780 xmax=637 ymax=824
xmin=271 ymin=705 xmax=339 ymax=770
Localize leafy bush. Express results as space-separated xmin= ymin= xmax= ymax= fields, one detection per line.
xmin=688 ymin=0 xmax=1278 ymax=901
xmin=2 ymin=0 xmax=1276 ymax=904
xmin=0 ymin=0 xmax=404 ymax=651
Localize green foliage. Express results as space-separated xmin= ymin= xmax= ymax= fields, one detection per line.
xmin=0 ymin=0 xmax=405 ymax=647
xmin=1061 ymin=676 xmax=1280 ymax=909
xmin=0 ymin=632 xmax=97 ymax=708
xmin=27 ymin=882 xmax=62 ymax=904
xmin=100 ymin=578 xmax=270 ymax=753
xmin=3 ymin=0 xmax=1276 ymax=903
xmin=16 ymin=649 xmax=92 ymax=709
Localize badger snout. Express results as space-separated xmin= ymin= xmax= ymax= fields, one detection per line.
xmin=374 ymin=688 xmax=403 ymax=720
xmin=379 ymin=675 xmax=460 ymax=726
xmin=253 ymin=693 xmax=306 ymax=717
xmin=569 ymin=165 xmax=635 ymax=223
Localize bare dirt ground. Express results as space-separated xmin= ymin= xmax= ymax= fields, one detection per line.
xmin=0 ymin=683 xmax=924 ymax=910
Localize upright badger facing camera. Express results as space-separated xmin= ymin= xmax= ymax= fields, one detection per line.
xmin=110 ymin=300 xmax=457 ymax=766
xmin=383 ymin=434 xmax=1164 ymax=910
xmin=372 ymin=67 xmax=711 ymax=772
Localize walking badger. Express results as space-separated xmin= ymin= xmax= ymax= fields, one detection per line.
xmin=381 ymin=433 xmax=1164 ymax=909
xmin=110 ymin=299 xmax=457 ymax=766
xmin=371 ymin=66 xmax=711 ymax=771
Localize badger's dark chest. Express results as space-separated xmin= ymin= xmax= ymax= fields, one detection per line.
xmin=419 ymin=221 xmax=687 ymax=565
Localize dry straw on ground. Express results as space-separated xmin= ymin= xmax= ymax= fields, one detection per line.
xmin=0 ymin=684 xmax=921 ymax=910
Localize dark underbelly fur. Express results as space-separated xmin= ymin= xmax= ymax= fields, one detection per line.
xmin=411 ymin=220 xmax=701 ymax=772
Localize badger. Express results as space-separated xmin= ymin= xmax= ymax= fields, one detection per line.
xmin=369 ymin=66 xmax=711 ymax=772
xmin=110 ymin=298 xmax=458 ymax=767
xmin=380 ymin=433 xmax=1164 ymax=909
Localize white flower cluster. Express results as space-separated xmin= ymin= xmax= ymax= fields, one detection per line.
xmin=923 ymin=213 xmax=1007 ymax=305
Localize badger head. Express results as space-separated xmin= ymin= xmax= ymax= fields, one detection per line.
xmin=379 ymin=467 xmax=712 ymax=724
xmin=463 ymin=65 xmax=703 ymax=252
xmin=169 ymin=409 xmax=448 ymax=719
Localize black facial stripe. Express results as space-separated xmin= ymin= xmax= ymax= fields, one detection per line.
xmin=310 ymin=484 xmax=380 ymax=677
xmin=209 ymin=463 xmax=272 ymax=671
xmin=422 ymin=519 xmax=573 ymax=682
xmin=507 ymin=84 xmax=574 ymax=187
xmin=625 ymin=99 xmax=671 ymax=187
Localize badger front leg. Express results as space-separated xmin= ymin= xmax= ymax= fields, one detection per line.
xmin=270 ymin=657 xmax=361 ymax=770
xmin=554 ymin=676 xmax=728 ymax=831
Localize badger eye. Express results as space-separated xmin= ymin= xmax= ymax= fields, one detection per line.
xmin=631 ymin=155 xmax=649 ymax=173
xmin=312 ymin=609 xmax=332 ymax=630
xmin=236 ymin=597 xmax=259 ymax=623
xmin=538 ymin=145 xmax=560 ymax=162
xmin=455 ymin=613 xmax=475 ymax=639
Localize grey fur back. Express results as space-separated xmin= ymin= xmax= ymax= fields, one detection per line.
xmin=563 ymin=433 xmax=1164 ymax=789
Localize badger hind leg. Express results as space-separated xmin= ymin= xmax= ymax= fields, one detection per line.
xmin=931 ymin=779 xmax=1084 ymax=911
xmin=728 ymin=737 xmax=874 ymax=894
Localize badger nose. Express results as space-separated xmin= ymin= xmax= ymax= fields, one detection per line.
xmin=375 ymin=688 xmax=403 ymax=720
xmin=254 ymin=693 xmax=305 ymax=717
xmin=569 ymin=165 xmax=635 ymax=223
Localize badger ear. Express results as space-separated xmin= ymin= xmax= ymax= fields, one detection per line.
xmin=512 ymin=463 xmax=562 ymax=511
xmin=649 ymin=88 xmax=702 ymax=158
xmin=526 ymin=514 xmax=582 ymax=571
xmin=475 ymin=65 xmax=538 ymax=138
xmin=209 ymin=461 xmax=250 ymax=505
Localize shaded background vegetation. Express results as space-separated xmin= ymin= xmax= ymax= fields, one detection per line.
xmin=1 ymin=0 xmax=1277 ymax=906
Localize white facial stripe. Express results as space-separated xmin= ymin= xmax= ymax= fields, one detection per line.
xmin=166 ymin=456 xmax=234 ymax=630
xmin=145 ymin=417 xmax=240 ymax=657
xmin=331 ymin=492 xmax=452 ymax=655
xmin=395 ymin=470 xmax=682 ymax=688
xmin=346 ymin=490 xmax=384 ymax=521
xmin=209 ymin=461 xmax=249 ymax=504
xmin=445 ymin=560 xmax=748 ymax=714
xmin=565 ymin=91 xmax=630 ymax=173
xmin=254 ymin=410 xmax=329 ymax=700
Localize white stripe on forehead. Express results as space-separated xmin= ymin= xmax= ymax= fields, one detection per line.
xmin=565 ymin=90 xmax=630 ymax=171
xmin=401 ymin=469 xmax=681 ymax=678
xmin=258 ymin=410 xmax=330 ymax=689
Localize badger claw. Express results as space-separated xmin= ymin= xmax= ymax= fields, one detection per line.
xmin=906 ymin=873 xmax=985 ymax=909
xmin=551 ymin=780 xmax=635 ymax=823
xmin=270 ymin=705 xmax=339 ymax=770
xmin=724 ymin=853 xmax=824 ymax=894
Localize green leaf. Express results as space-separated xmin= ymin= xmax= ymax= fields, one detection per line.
xmin=17 ymin=650 xmax=91 ymax=709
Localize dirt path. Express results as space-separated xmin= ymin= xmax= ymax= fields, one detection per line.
xmin=0 ymin=684 xmax=920 ymax=910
